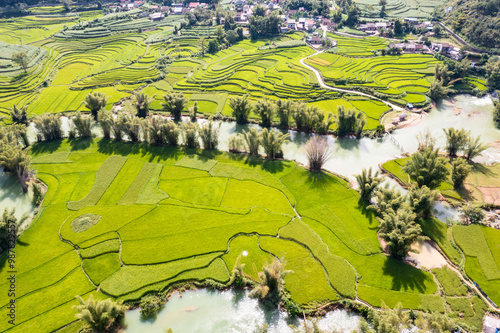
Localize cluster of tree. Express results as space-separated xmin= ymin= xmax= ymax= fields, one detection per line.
xmin=485 ymin=57 xmax=500 ymax=90
xmin=0 ymin=209 xmax=27 ymax=254
xmin=248 ymin=11 xmax=281 ymax=40
xmin=494 ymin=100 xmax=500 ymax=130
xmin=284 ymin=0 xmax=330 ymax=16
xmin=427 ymin=61 xmax=473 ymax=101
xmin=227 ymin=127 xmax=290 ymax=159
xmin=228 ymin=95 xmax=366 ymax=136
xmin=336 ymin=0 xmax=359 ymax=27
xmin=443 ymin=0 xmax=500 ymax=50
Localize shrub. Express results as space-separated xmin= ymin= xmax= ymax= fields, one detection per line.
xmin=139 ymin=295 xmax=162 ymax=318
xmin=451 ymin=157 xmax=471 ymax=188
xmin=249 ymin=258 xmax=292 ymax=307
xmin=198 ymin=120 xmax=220 ymax=150
xmin=162 ymin=92 xmax=188 ymax=121
xmin=229 ymin=95 xmax=251 ymax=125
xmin=461 ymin=206 xmax=484 ymax=224
xmin=33 ymin=114 xmax=62 ymax=141
xmin=182 ymin=121 xmax=198 ymax=148
xmin=260 ymin=128 xmax=289 ymax=159
xmin=303 ymin=136 xmax=332 ymax=172
xmin=71 ymin=112 xmax=93 ymax=138
xmin=242 ymin=127 xmax=260 ymax=155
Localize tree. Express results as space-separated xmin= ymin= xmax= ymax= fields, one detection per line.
xmin=416 ymin=129 xmax=436 ymax=151
xmin=253 ymin=5 xmax=266 ymax=16
xmin=408 ymin=185 xmax=438 ymax=219
xmin=229 ymin=95 xmax=251 ymax=124
xmin=98 ymin=109 xmax=113 ymax=139
xmin=10 ymin=104 xmax=28 ymax=125
xmin=1 ymin=209 xmax=18 ymax=252
xmin=189 ymin=101 xmax=198 ymax=122
xmin=119 ymin=114 xmax=144 ymax=142
xmin=451 ymin=157 xmax=471 ymax=189
xmin=199 ymin=120 xmax=220 ymax=150
xmin=228 ymin=134 xmax=245 ymax=153
xmin=33 ymin=113 xmax=62 ymax=141
xmin=84 ymin=92 xmax=108 ymax=120
xmin=356 ymin=167 xmax=384 ymax=202
xmin=162 ymin=92 xmax=187 ymax=121
xmin=443 ymin=127 xmax=469 ymax=156
xmin=254 ymin=98 xmax=274 ymax=127
xmin=242 ymin=127 xmax=260 ymax=155
xmin=379 ymin=0 xmax=386 ymax=5
xmin=226 ymin=29 xmax=239 ymax=45
xmin=73 ymin=295 xmax=126 ymax=333
xmin=378 ymin=205 xmax=424 ymax=258
xmin=370 ymin=185 xmax=406 ymax=215
xmin=229 ymin=255 xmax=247 ymax=287
xmin=12 ymin=51 xmax=28 ymax=73
xmin=335 ymin=106 xmax=365 ymax=137
xmin=249 ymin=258 xmax=292 ymax=307
xmin=133 ymin=93 xmax=154 ymax=118
xmin=494 ymin=100 xmax=500 ymax=129
xmin=394 ymin=20 xmax=403 ymax=35
xmin=403 ymin=147 xmax=450 ymax=189
xmin=275 ymin=99 xmax=294 ymax=128
xmin=182 ymin=121 xmax=198 ymax=148
xmin=464 ymin=135 xmax=488 ymax=161
xmin=71 ymin=112 xmax=93 ymax=138
xmin=427 ymin=80 xmax=450 ymax=101
xmin=208 ymin=40 xmax=218 ymax=54
xmin=303 ymin=136 xmax=332 ymax=172
xmin=260 ymin=128 xmax=289 ymax=159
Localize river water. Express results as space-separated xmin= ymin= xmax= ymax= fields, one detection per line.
xmin=122 ymin=289 xmax=361 ymax=333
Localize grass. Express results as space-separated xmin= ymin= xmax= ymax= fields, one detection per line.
xmin=80 ymin=238 xmax=120 ymax=258
xmin=71 ymin=213 xmax=102 ymax=233
xmin=432 ymin=266 xmax=468 ymax=296
xmin=82 ymin=253 xmax=121 ymax=285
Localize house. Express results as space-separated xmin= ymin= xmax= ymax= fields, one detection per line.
xmin=359 ymin=22 xmax=376 ymax=32
xmin=389 ymin=43 xmax=428 ymax=53
xmin=160 ymin=6 xmax=169 ymax=12
xmin=172 ymin=7 xmax=183 ymax=14
xmin=288 ymin=9 xmax=297 ymax=15
xmin=404 ymin=17 xmax=418 ymax=25
xmin=327 ymin=22 xmax=337 ymax=31
xmin=375 ymin=22 xmax=391 ymax=30
xmin=298 ymin=7 xmax=305 ymax=11
xmin=189 ymin=2 xmax=200 ymax=8
xmin=431 ymin=42 xmax=454 ymax=53
xmin=305 ymin=20 xmax=315 ymax=31
xmin=280 ymin=26 xmax=290 ymax=33
xmin=150 ymin=12 xmax=164 ymax=21
xmin=321 ymin=18 xmax=331 ymax=25
xmin=311 ymin=36 xmax=322 ymax=44
xmin=287 ymin=19 xmax=296 ymax=30
xmin=151 ymin=5 xmax=158 ymax=10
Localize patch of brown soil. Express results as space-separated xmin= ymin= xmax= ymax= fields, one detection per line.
xmin=477 ymin=186 xmax=500 ymax=204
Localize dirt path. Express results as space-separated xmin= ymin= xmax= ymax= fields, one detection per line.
xmin=298 ymin=50 xmax=404 ymax=112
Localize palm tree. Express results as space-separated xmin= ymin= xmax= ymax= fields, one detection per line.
xmin=242 ymin=127 xmax=260 ymax=155
xmin=84 ymin=92 xmax=108 ymax=120
xmin=260 ymin=128 xmax=289 ymax=159
xmin=189 ymin=101 xmax=198 ymax=122
xmin=119 ymin=114 xmax=145 ymax=142
xmin=464 ymin=135 xmax=489 ymax=161
xmin=249 ymin=258 xmax=292 ymax=306
xmin=275 ymin=99 xmax=294 ymax=128
xmin=71 ymin=112 xmax=93 ymax=138
xmin=97 ymin=109 xmax=113 ymax=139
xmin=335 ymin=106 xmax=365 ymax=137
xmin=33 ymin=114 xmax=62 ymax=141
xmin=254 ymin=98 xmax=275 ymax=127
xmin=73 ymin=295 xmax=127 ymax=333
xmin=10 ymin=104 xmax=28 ymax=125
xmin=303 ymin=136 xmax=332 ymax=172
xmin=356 ymin=167 xmax=384 ymax=201
xmin=229 ymin=95 xmax=251 ymax=124
xmin=162 ymin=92 xmax=187 ymax=121
xmin=315 ymin=112 xmax=336 ymax=135
xmin=182 ymin=121 xmax=198 ymax=148
xmin=402 ymin=147 xmax=449 ymax=189
xmin=133 ymin=93 xmax=155 ymax=118
xmin=443 ymin=127 xmax=469 ymax=157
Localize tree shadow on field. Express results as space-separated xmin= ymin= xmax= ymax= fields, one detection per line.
xmin=261 ymin=159 xmax=285 ymax=174
xmin=471 ymin=162 xmax=495 ymax=177
xmin=30 ymin=139 xmax=62 ymax=155
xmin=97 ymin=139 xmax=182 ymax=162
xmin=68 ymin=137 xmax=93 ymax=151
xmin=382 ymin=256 xmax=429 ymax=294
xmin=305 ymin=170 xmax=335 ymax=190
xmin=356 ymin=198 xmax=375 ymax=226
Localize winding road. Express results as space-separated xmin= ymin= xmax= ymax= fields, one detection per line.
xmin=299 ymin=48 xmax=404 ymax=111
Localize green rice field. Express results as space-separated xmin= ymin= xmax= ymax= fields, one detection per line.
xmin=0 ymin=138 xmax=479 ymax=332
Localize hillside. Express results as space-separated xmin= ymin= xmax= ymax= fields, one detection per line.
xmin=442 ymin=0 xmax=500 ymax=50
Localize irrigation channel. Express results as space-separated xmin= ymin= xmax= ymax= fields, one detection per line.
xmin=3 ymin=94 xmax=499 ymax=331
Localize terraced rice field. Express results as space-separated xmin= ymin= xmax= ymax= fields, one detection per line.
xmin=307 ymin=35 xmax=439 ymax=105
xmin=0 ymin=138 xmax=470 ymax=332
xmin=354 ymin=0 xmax=447 ymax=18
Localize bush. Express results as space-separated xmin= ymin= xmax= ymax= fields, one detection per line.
xmin=139 ymin=294 xmax=162 ymax=318
xmin=73 ymin=295 xmax=127 ymax=332
xmin=451 ymin=157 xmax=471 ymax=188
xmin=10 ymin=104 xmax=28 ymax=125
xmin=461 ymin=206 xmax=484 ymax=224
xmin=32 ymin=182 xmax=44 ymax=206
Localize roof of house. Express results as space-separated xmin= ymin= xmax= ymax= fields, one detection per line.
xmin=189 ymin=2 xmax=200 ymax=7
